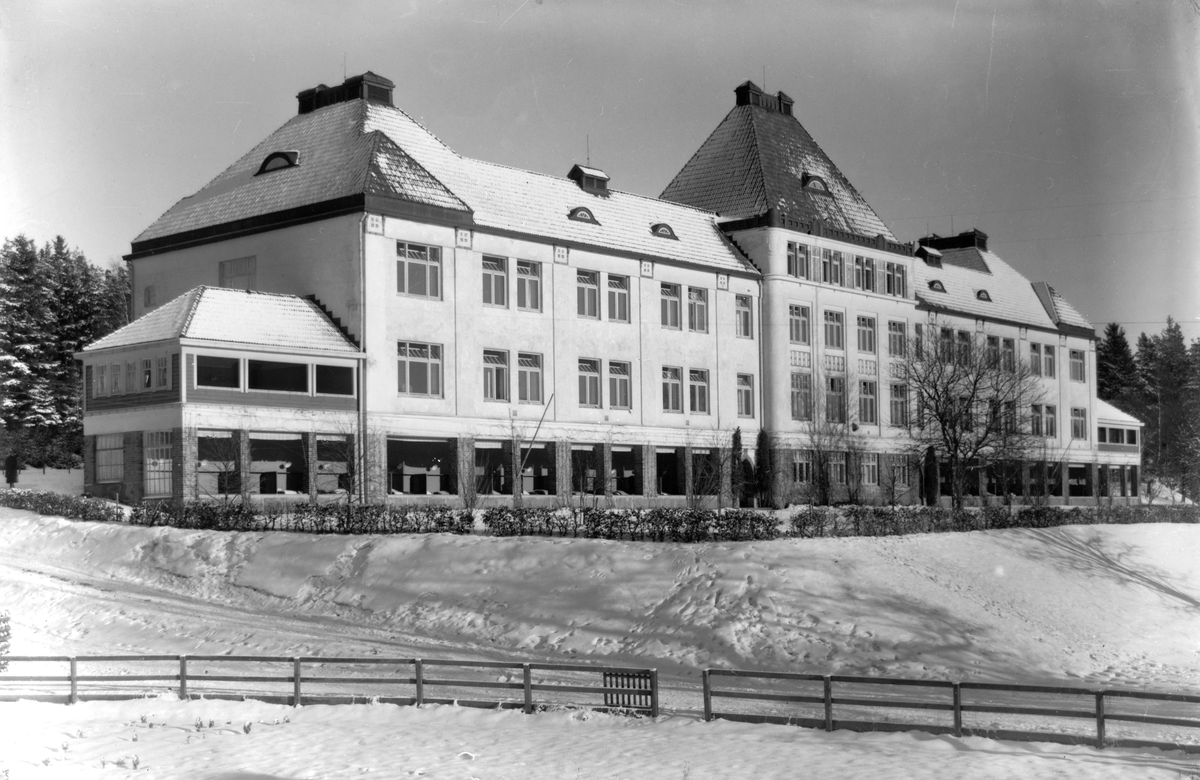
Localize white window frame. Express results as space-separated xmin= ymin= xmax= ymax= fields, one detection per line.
xmin=219 ymin=256 xmax=256 ymax=290
xmin=578 ymin=358 xmax=601 ymax=408
xmin=516 ymin=260 xmax=541 ymax=312
xmin=888 ymin=321 xmax=906 ymax=357
xmin=689 ymin=369 xmax=710 ymax=414
xmin=890 ymin=383 xmax=908 ymax=427
xmin=790 ymin=304 xmax=811 ymax=344
xmin=609 ymin=361 xmax=631 ymax=410
xmin=156 ymin=356 xmax=169 ymax=389
xmin=824 ymin=310 xmax=844 ymax=349
xmin=662 ymin=366 xmax=682 ymax=412
xmin=517 ymin=352 xmax=542 ymax=404
xmin=1071 ymin=407 xmax=1087 ymax=439
xmin=860 ymin=453 xmax=879 ymax=486
xmin=688 ymin=287 xmax=708 ymax=333
xmin=1070 ymin=349 xmax=1084 ymax=382
xmin=482 ymin=256 xmax=508 ymax=307
xmin=96 ymin=433 xmax=124 ymax=483
xmin=857 ymin=316 xmax=876 ymax=354
xmin=787 ymin=243 xmax=810 ymax=279
xmin=607 ymin=275 xmax=630 ymax=322
xmin=143 ymin=431 xmax=173 ymax=498
xmin=396 ymin=242 xmax=442 ymax=300
xmin=397 ymin=341 xmax=442 ymax=397
xmin=661 ymin=283 xmax=681 ymax=329
xmin=483 ymin=350 xmax=509 ymax=402
xmin=735 ymin=295 xmax=753 ymax=338
xmin=859 ymin=380 xmax=878 ymax=424
xmin=577 ymin=270 xmax=600 ymax=319
xmin=790 ymin=372 xmax=812 ymax=421
xmin=737 ymin=374 xmax=754 ymax=417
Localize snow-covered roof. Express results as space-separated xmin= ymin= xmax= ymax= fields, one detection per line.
xmin=1095 ymin=399 xmax=1143 ymax=426
xmin=82 ymin=287 xmax=360 ymax=354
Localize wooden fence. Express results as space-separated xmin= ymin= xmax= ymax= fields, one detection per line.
xmin=0 ymin=655 xmax=658 ymax=716
xmin=703 ymin=669 xmax=1200 ymax=754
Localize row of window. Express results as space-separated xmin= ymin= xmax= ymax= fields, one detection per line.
xmin=103 ymin=431 xmax=176 ymax=496
xmin=786 ymin=242 xmax=908 ymax=298
xmin=791 ymin=451 xmax=908 ymax=487
xmin=789 ymin=376 xmax=906 ymax=426
xmin=1097 ymin=427 xmax=1138 ymax=445
xmin=93 ymin=357 xmax=169 ymax=397
xmin=196 ymin=356 xmax=354 ymax=396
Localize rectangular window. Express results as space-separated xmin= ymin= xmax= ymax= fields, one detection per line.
xmin=735 ymin=295 xmax=753 ymax=338
xmin=986 ymin=336 xmax=999 ymax=367
xmin=248 ymin=360 xmax=308 ymax=393
xmin=826 ymin=376 xmax=846 ymax=423
xmin=821 ymin=249 xmax=844 ymax=286
xmin=95 ymin=364 xmax=107 ymax=396
xmin=518 ymin=353 xmax=542 ymax=403
xmin=892 ymin=457 xmax=911 ymax=486
xmin=609 ymin=361 xmax=631 ymax=410
xmin=890 ymin=383 xmax=908 ymax=426
xmin=859 ymin=380 xmax=877 ymax=424
xmin=483 ymin=350 xmax=509 ymax=402
xmin=914 ymin=323 xmax=924 ymax=359
xmin=1030 ymin=343 xmax=1042 ymax=376
xmin=396 ymin=242 xmax=441 ymax=299
xmin=315 ymin=365 xmax=354 ymax=395
xmin=516 ymin=260 xmax=541 ymax=311
xmin=577 ymin=271 xmax=600 ymax=318
xmin=884 ymin=262 xmax=906 ymax=297
xmin=607 ymin=275 xmax=629 ymax=322
xmin=829 ymin=452 xmax=847 ymax=485
xmin=578 ymin=358 xmax=601 ymax=407
xmin=689 ymin=369 xmax=710 ymax=413
xmin=1031 ymin=404 xmax=1043 ymax=436
xmin=737 ymin=374 xmax=754 ymax=417
xmin=793 ymin=451 xmax=812 ymax=483
xmin=143 ymin=431 xmax=173 ymax=497
xmin=888 ymin=321 xmax=906 ymax=357
xmin=142 ymin=359 xmax=153 ymax=390
xmin=789 ymin=305 xmax=810 ymax=344
xmin=397 ymin=341 xmax=442 ymax=397
xmin=218 ymin=256 xmax=256 ymax=290
xmin=1002 ymin=338 xmax=1015 ymax=372
xmin=860 ymin=453 xmax=879 ymax=486
xmin=688 ymin=287 xmax=708 ymax=333
xmin=1128 ymin=429 xmax=1137 ymax=445
xmin=787 ymin=243 xmax=810 ymax=278
xmin=482 ymin=256 xmax=507 ymax=307
xmin=110 ymin=363 xmax=122 ymax=394
xmin=1003 ymin=400 xmax=1017 ymax=434
xmin=660 ymin=283 xmax=681 ymax=328
xmin=126 ymin=362 xmax=136 ymax=394
xmin=853 ymin=256 xmax=866 ymax=289
xmin=662 ymin=367 xmax=682 ymax=412
xmin=1044 ymin=345 xmax=1056 ymax=378
xmin=1071 ymin=407 xmax=1087 ymax=439
xmin=156 ymin=356 xmax=169 ymax=389
xmin=1045 ymin=405 xmax=1057 ymax=438
xmin=824 ymin=311 xmax=844 ymax=349
xmin=956 ymin=331 xmax=971 ymax=365
xmin=143 ymin=285 xmax=156 ymax=309
xmin=96 ymin=433 xmax=124 ymax=483
xmin=857 ymin=316 xmax=876 ymax=353
xmin=1070 ymin=349 xmax=1084 ymax=382
xmin=1098 ymin=427 xmax=1108 ymax=443
xmin=863 ymin=257 xmax=876 ymax=292
xmin=196 ymin=355 xmax=239 ymax=389
xmin=790 ymin=372 xmax=812 ymax=421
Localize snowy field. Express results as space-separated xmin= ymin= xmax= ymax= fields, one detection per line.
xmin=0 ymin=508 xmax=1198 ymax=778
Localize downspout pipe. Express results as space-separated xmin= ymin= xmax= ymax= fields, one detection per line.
xmin=358 ymin=213 xmax=369 ymax=505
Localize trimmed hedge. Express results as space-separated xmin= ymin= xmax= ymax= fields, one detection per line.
xmin=127 ymin=501 xmax=474 ymax=535
xmin=0 ymin=489 xmax=125 ymax=524
xmin=481 ymin=506 xmax=780 ymax=542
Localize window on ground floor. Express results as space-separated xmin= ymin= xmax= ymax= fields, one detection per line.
xmin=248 ymin=433 xmax=307 ymax=495
xmin=96 ymin=434 xmax=124 ymax=483
xmin=144 ymin=431 xmax=173 ymax=497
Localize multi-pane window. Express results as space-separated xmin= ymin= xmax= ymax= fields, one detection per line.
xmin=517 ymin=353 xmax=542 ymax=403
xmin=793 ymin=451 xmax=812 ymax=483
xmin=736 ymin=374 xmax=754 ymax=417
xmin=577 ymin=271 xmax=600 ymax=318
xmin=1045 ymin=405 xmax=1058 ymax=438
xmin=483 ymin=350 xmax=509 ymax=402
xmin=482 ymin=256 xmax=507 ymax=307
xmin=829 ymin=452 xmax=847 ymax=485
xmin=397 ymin=341 xmax=443 ymax=397
xmin=1070 ymin=349 xmax=1085 ymax=382
xmin=790 ymin=372 xmax=812 ymax=421
xmin=787 ymin=243 xmax=810 ymax=278
xmin=142 ymin=359 xmax=153 ymax=390
xmin=578 ymin=359 xmax=601 ymax=407
xmin=859 ymin=381 xmax=877 ymax=424
xmin=609 ymin=362 xmax=631 ymax=409
xmin=956 ymin=331 xmax=971 ymax=365
xmin=219 ymin=256 xmax=256 ymax=290
xmin=892 ymin=457 xmax=911 ymax=486
xmin=857 ymin=316 xmax=876 ymax=353
xmin=96 ymin=433 xmax=124 ymax=483
xmin=156 ymin=356 xmax=169 ymax=389
xmin=1002 ymin=338 xmax=1015 ymax=372
xmin=662 ymin=367 xmax=682 ymax=412
xmin=110 ymin=363 xmax=122 ymax=394
xmin=143 ymin=431 xmax=173 ymax=497
xmin=1071 ymin=407 xmax=1087 ymax=439
xmin=1030 ymin=343 xmax=1042 ymax=376
xmin=689 ymin=369 xmax=710 ymax=413
xmin=125 ymin=362 xmax=136 ymax=394
xmin=914 ymin=323 xmax=924 ymax=359
xmin=1031 ymin=404 xmax=1044 ymax=436
xmin=883 ymin=262 xmax=907 ymax=297
xmin=826 ymin=376 xmax=846 ymax=423
xmin=854 ymin=256 xmax=875 ymax=291
xmin=688 ymin=288 xmax=708 ymax=333
xmin=822 ymin=249 xmax=844 ymax=286
xmin=735 ymin=295 xmax=753 ymax=338
xmin=1003 ymin=400 xmax=1017 ymax=434
xmin=890 ymin=383 xmax=908 ymax=426
xmin=95 ymin=364 xmax=107 ymax=396
xmin=608 ymin=275 xmax=630 ymax=322
xmin=516 ymin=261 xmax=541 ymax=311
xmin=986 ymin=336 xmax=999 ymax=366
xmin=860 ymin=453 xmax=879 ymax=485
xmin=824 ymin=311 xmax=844 ymax=349
xmin=1044 ymin=345 xmax=1056 ymax=377
xmin=661 ymin=284 xmax=681 ymax=328
xmin=396 ymin=242 xmax=441 ymax=299
xmin=887 ymin=322 xmax=906 ymax=357
xmin=197 ymin=355 xmax=239 ymax=389
xmin=789 ymin=305 xmax=810 ymax=344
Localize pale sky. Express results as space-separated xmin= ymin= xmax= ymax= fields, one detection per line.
xmin=2 ymin=0 xmax=1198 ymax=341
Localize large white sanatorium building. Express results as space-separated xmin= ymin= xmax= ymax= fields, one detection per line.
xmin=78 ymin=73 xmax=1142 ymax=507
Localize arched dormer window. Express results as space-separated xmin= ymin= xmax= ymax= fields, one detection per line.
xmin=650 ymin=223 xmax=678 ymax=240
xmin=568 ymin=207 xmax=600 ymax=225
xmin=976 ymin=289 xmax=992 ymax=301
xmin=256 ymin=150 xmax=300 ymax=176
xmin=801 ymin=173 xmax=831 ymax=195
xmin=928 ymin=280 xmax=946 ymax=293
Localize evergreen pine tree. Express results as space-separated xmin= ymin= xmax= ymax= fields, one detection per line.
xmin=0 ymin=235 xmax=57 ymax=435
xmin=1096 ymin=323 xmax=1142 ymax=412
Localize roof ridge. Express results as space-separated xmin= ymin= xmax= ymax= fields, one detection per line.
xmin=178 ymin=287 xmax=206 ymax=336
xmin=365 ymin=129 xmax=470 ymax=211
xmin=659 ymin=106 xmax=741 ymax=202
xmin=742 ymin=107 xmax=771 ymax=215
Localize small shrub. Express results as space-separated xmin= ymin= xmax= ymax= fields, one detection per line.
xmin=0 ymin=490 xmax=125 ymax=524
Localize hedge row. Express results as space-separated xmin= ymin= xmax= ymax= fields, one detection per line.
xmin=0 ymin=489 xmax=125 ymax=524
xmin=788 ymin=503 xmax=1200 ymax=538
xmin=481 ymin=506 xmax=781 ymax=542
xmin=127 ymin=501 xmax=474 ymax=535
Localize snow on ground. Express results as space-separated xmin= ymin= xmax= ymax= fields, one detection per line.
xmin=1 ymin=508 xmax=1198 ymax=778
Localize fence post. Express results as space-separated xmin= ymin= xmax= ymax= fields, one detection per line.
xmin=952 ymin=683 xmax=962 ymax=737
xmin=292 ymin=658 xmax=302 ymax=707
xmin=414 ymin=659 xmax=424 ymax=707
xmin=823 ymin=676 xmax=833 ymax=731
xmin=649 ymin=669 xmax=659 ymax=718
xmin=702 ymin=670 xmax=712 ymax=722
xmin=1094 ymin=692 xmax=1105 ymax=749
xmin=179 ymin=655 xmax=188 ymax=700
xmin=69 ymin=657 xmax=78 ymax=704
xmin=523 ymin=663 xmax=532 ymax=714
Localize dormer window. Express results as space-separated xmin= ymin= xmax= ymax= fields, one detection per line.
xmin=567 ymin=164 xmax=610 ymax=195
xmin=801 ymin=173 xmax=831 ymax=195
xmin=976 ymin=290 xmax=992 ymax=301
xmin=928 ymin=280 xmax=946 ymax=293
xmin=256 ymin=150 xmax=299 ymax=176
xmin=650 ymin=223 xmax=678 ymax=240
xmin=568 ymin=207 xmax=600 ymax=225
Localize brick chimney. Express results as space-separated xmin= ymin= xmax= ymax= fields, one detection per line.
xmin=734 ymin=81 xmax=794 ymax=116
xmin=297 ymin=72 xmax=395 ymax=115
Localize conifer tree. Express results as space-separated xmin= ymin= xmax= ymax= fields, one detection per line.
xmin=1096 ymin=323 xmax=1142 ymax=412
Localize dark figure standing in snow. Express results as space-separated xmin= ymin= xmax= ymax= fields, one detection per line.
xmin=4 ymin=453 xmax=17 ymax=489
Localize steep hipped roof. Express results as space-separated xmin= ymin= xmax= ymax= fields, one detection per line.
xmin=660 ymin=84 xmax=895 ymax=242
xmin=1095 ymin=398 xmax=1143 ymax=427
xmin=83 ymin=287 xmax=361 ymax=354
xmin=132 ymin=86 xmax=755 ymax=275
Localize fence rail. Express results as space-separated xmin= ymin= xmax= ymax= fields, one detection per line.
xmin=703 ymin=669 xmax=1200 ymax=754
xmin=0 ymin=655 xmax=658 ymax=716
